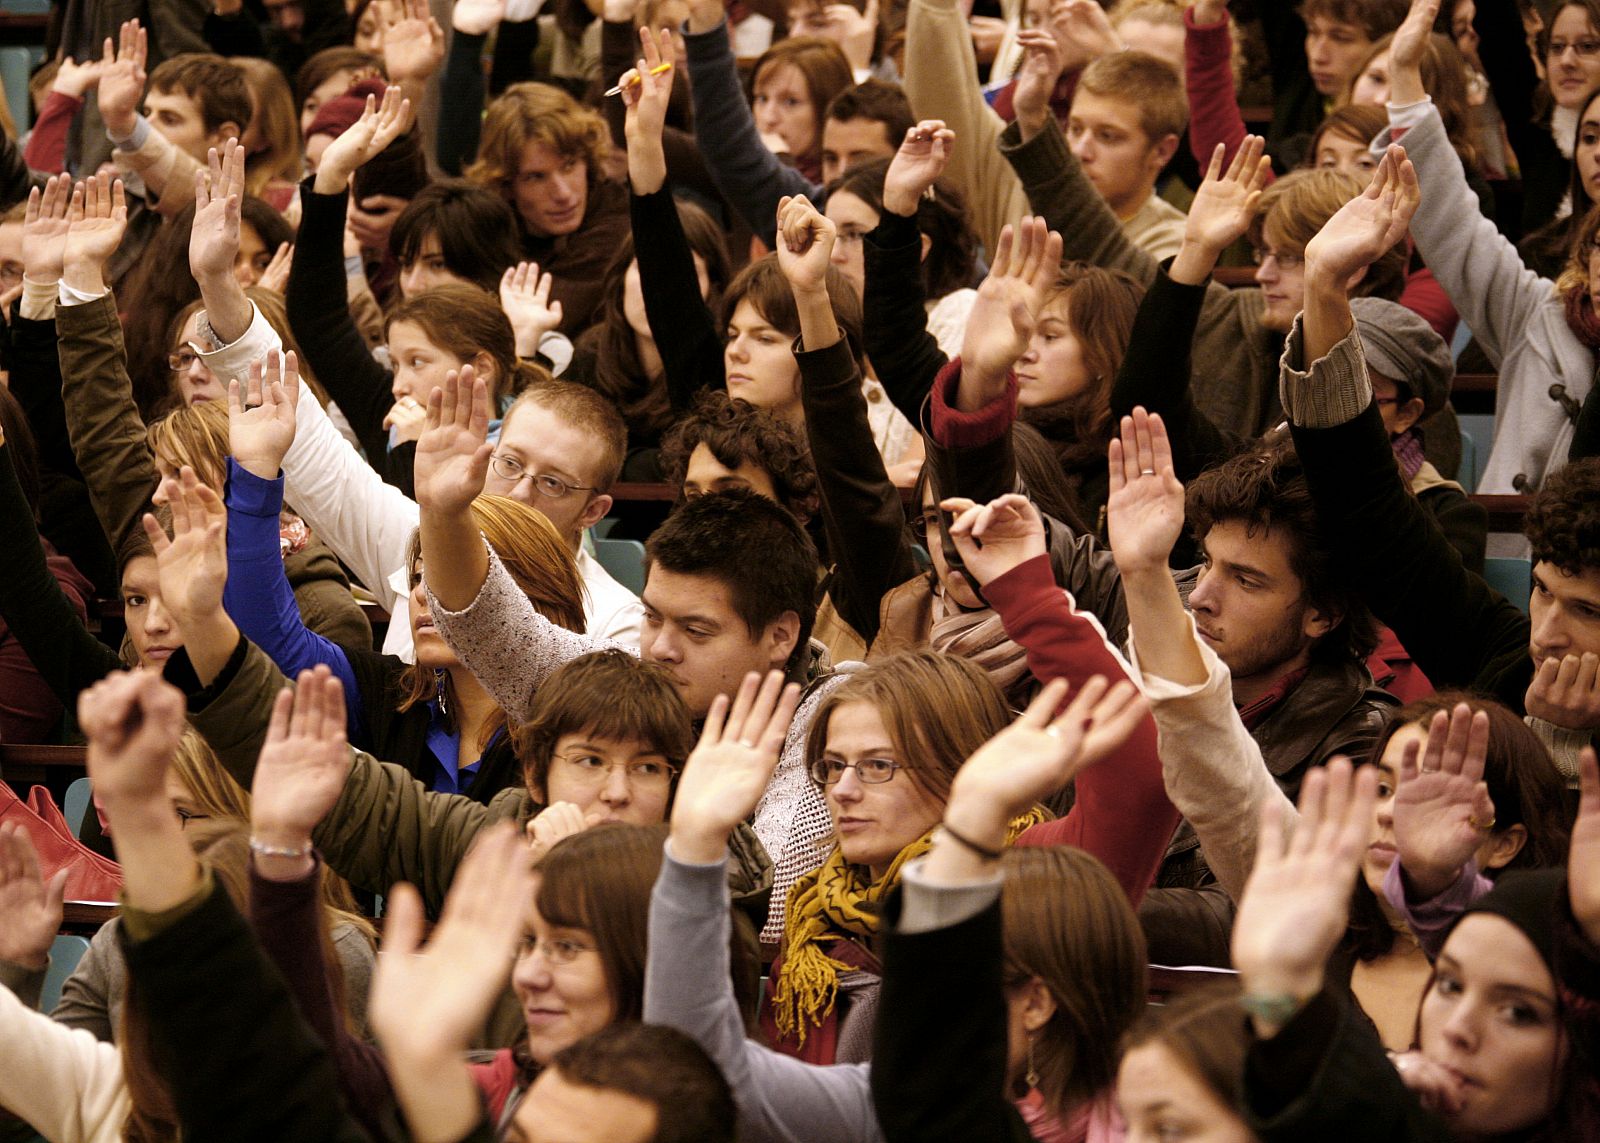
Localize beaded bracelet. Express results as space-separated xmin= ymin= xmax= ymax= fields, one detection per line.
xmin=249 ymin=838 xmax=314 ymax=859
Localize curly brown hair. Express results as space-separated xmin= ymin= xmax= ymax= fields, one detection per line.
xmin=1524 ymin=457 xmax=1600 ymax=574
xmin=658 ymin=390 xmax=820 ymax=524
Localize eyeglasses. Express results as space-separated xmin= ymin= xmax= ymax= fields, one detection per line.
xmin=487 ymin=454 xmax=595 ymax=499
xmin=551 ymin=752 xmax=678 ymax=789
xmin=909 ymin=508 xmax=950 ymax=539
xmin=167 ymin=342 xmax=207 ymax=373
xmin=1549 ymin=38 xmax=1600 ymax=58
xmin=516 ymin=934 xmax=596 ymax=966
xmin=809 ymin=757 xmax=904 ymax=785
xmin=1250 ymin=247 xmax=1305 ymax=270
xmin=175 ymin=808 xmax=211 ymax=829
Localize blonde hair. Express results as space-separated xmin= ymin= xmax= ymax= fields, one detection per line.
xmin=147 ymin=399 xmax=230 ymax=492
xmin=231 ymin=56 xmax=305 ymax=192
xmin=1077 ymin=50 xmax=1189 ymax=141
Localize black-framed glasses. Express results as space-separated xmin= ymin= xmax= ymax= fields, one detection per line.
xmin=1549 ymin=37 xmax=1600 ymax=58
xmin=487 ymin=454 xmax=595 ymax=499
xmin=909 ymin=508 xmax=951 ymax=540
xmin=175 ymin=808 xmax=211 ymax=829
xmin=551 ymin=751 xmax=679 ymax=789
xmin=809 ymin=757 xmax=904 ymax=786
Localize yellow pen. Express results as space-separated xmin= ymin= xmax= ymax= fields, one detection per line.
xmin=605 ymin=61 xmax=673 ymax=97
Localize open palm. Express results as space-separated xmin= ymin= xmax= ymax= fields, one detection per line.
xmin=1303 ymin=145 xmax=1419 ymax=285
xmin=143 ymin=469 xmax=228 ymax=626
xmin=62 ymin=175 xmax=127 ymax=270
xmin=228 ymin=350 xmax=301 ymax=479
xmin=23 ymin=175 xmax=72 ymax=282
xmin=251 ymin=668 xmax=351 ymax=843
xmin=413 ymin=367 xmax=493 ymax=515
xmin=1392 ymin=705 xmax=1494 ymax=895
xmin=1185 ymin=136 xmax=1270 ymax=253
xmin=961 ymin=217 xmax=1061 ymax=382
xmin=1106 ymin=408 xmax=1186 ymax=575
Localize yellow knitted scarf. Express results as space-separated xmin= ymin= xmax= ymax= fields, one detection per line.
xmin=770 ymin=808 xmax=1047 ymax=1045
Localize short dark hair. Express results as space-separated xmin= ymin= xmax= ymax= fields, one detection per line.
xmin=825 ymin=157 xmax=977 ymax=300
xmin=1524 ymin=457 xmax=1600 ymax=575
xmin=512 ymin=650 xmax=694 ymax=800
xmin=390 ymin=180 xmax=523 ymax=294
xmin=148 ymin=54 xmax=253 ymax=136
xmin=1184 ymin=434 xmax=1379 ymax=661
xmin=658 ymin=390 xmax=820 ymax=524
xmin=1299 ymin=0 xmax=1409 ymax=39
xmin=548 ymin=1025 xmax=736 ymax=1143
xmin=824 ymin=79 xmax=914 ymax=140
xmin=645 ymin=488 xmax=820 ymax=659
xmin=293 ymin=46 xmax=385 ymax=110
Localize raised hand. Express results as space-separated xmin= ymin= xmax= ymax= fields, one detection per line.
xmin=228 ymin=349 xmax=301 ymax=480
xmin=1572 ymin=748 xmax=1600 ymax=945
xmin=1302 ymin=144 xmax=1420 ymax=290
xmin=882 ymin=120 xmax=954 ymax=217
xmin=143 ymin=467 xmax=228 ymax=628
xmin=1106 ymin=408 xmax=1186 ymax=576
xmin=1051 ymin=0 xmax=1121 ymax=67
xmin=313 ymin=84 xmax=412 ymax=195
xmin=371 ymin=822 xmax=533 ymax=1062
xmin=959 ymin=216 xmax=1063 ymax=395
xmin=1183 ymin=136 xmax=1271 ymax=256
xmin=382 ymin=0 xmax=446 ymax=83
xmin=670 ymin=670 xmax=803 ymax=863
xmin=942 ymin=492 xmax=1047 ymax=587
xmin=51 ymin=53 xmax=107 ymax=100
xmin=77 ymin=669 xmax=187 ymax=808
xmin=256 ymin=241 xmax=293 ymax=294
xmin=1190 ymin=0 xmax=1229 ymax=27
xmin=96 ymin=21 xmax=147 ymax=138
xmin=946 ymin=675 xmax=1146 ymax=835
xmin=1012 ymin=29 xmax=1065 ymax=141
xmin=1391 ymin=703 xmax=1495 ymax=899
xmin=454 ymin=0 xmax=506 ymax=33
xmin=0 ymin=824 xmax=69 ymax=970
xmin=1524 ymin=652 xmax=1600 ymax=730
xmin=818 ymin=0 xmax=878 ymax=70
xmin=61 ymin=174 xmax=128 ymax=289
xmin=412 ymin=365 xmax=493 ymax=516
xmin=1389 ymin=0 xmax=1440 ymax=76
xmin=250 ymin=667 xmax=351 ymax=861
xmin=22 ymin=175 xmax=73 ymax=284
xmin=190 ymin=140 xmax=247 ymax=286
xmin=1231 ymin=757 xmax=1380 ymax=1033
xmin=500 ymin=261 xmax=564 ymax=356
xmin=620 ymin=25 xmax=675 ymax=194
xmin=525 ymin=802 xmax=601 ymax=865
xmin=775 ymin=193 xmax=835 ymax=293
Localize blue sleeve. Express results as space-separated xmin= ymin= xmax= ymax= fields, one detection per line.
xmin=682 ymin=19 xmax=818 ymax=247
xmin=223 ymin=458 xmax=366 ymax=738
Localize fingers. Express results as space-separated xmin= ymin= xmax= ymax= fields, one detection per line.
xmin=1579 ymin=746 xmax=1599 ymax=825
xmin=380 ymin=881 xmax=426 ymax=957
xmin=264 ymin=683 xmax=295 ymax=748
xmin=723 ymin=670 xmax=763 ymax=742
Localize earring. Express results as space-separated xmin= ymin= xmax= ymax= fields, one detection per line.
xmin=433 ymin=667 xmax=450 ymax=719
xmin=1025 ymin=1035 xmax=1039 ymax=1089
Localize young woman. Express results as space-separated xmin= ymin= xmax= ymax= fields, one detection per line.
xmin=1520 ymin=80 xmax=1600 ymax=279
xmin=222 ymin=360 xmax=586 ymax=802
xmin=568 ymin=198 xmax=733 ymax=480
xmin=650 ymin=665 xmax=1151 ymax=1143
xmin=1385 ymin=0 xmax=1595 ymax=494
xmin=622 ymin=31 xmax=864 ymax=436
xmin=1116 ymin=984 xmax=1259 ymax=1143
xmin=748 ymin=36 xmax=854 ymax=185
xmin=231 ymin=56 xmax=305 ymax=212
xmin=288 ymin=91 xmax=555 ymax=493
xmin=1229 ymin=740 xmax=1599 ymax=1141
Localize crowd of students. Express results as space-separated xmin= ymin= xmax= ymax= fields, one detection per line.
xmin=0 ymin=0 xmax=1597 ymax=1138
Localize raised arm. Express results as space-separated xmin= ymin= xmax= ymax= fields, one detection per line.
xmin=623 ymin=27 xmax=723 ymax=413
xmin=225 ymin=355 xmax=365 ymax=731
xmin=146 ymin=468 xmax=241 ymax=687
xmin=862 ymin=121 xmax=955 ymax=423
xmin=289 ymin=86 xmax=414 ymax=472
xmin=681 ymin=0 xmax=818 ymax=248
xmin=371 ymin=821 xmax=532 ymax=1143
xmin=873 ymin=675 xmax=1146 ymax=1143
xmin=101 ymin=22 xmax=204 ymax=217
xmin=945 ymin=492 xmax=1176 ymax=902
xmin=1110 ymin=138 xmax=1269 ymax=478
xmin=436 ymin=0 xmax=505 ymax=175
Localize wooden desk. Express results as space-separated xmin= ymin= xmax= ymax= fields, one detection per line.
xmin=62 ymin=900 xmax=119 ymax=935
xmin=0 ymin=744 xmax=87 ymax=791
xmin=1452 ymin=372 xmax=1496 ymax=416
xmin=1470 ymin=493 xmax=1531 ymax=533
xmin=1147 ymin=964 xmax=1237 ymax=1003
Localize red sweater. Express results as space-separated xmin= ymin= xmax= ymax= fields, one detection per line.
xmin=23 ymin=91 xmax=79 ymax=174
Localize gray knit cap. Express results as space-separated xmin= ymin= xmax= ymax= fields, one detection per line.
xmin=1351 ymin=296 xmax=1455 ymax=417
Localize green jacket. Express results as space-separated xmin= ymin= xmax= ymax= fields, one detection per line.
xmin=55 ymin=291 xmax=371 ymax=651
xmin=186 ymin=637 xmax=776 ymax=920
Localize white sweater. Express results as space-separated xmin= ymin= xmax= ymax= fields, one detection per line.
xmin=0 ymin=983 xmax=129 ymax=1142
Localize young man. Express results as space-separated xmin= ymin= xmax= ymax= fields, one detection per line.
xmin=96 ymin=27 xmax=252 ymax=217
xmin=682 ymin=0 xmax=911 ymax=245
xmin=1285 ymin=144 xmax=1600 ymax=789
xmin=659 ymin=391 xmax=821 ymax=524
xmin=389 ymin=180 xmax=524 ymax=296
xmin=417 ymin=391 xmax=837 ymax=942
xmin=1063 ymin=51 xmax=1190 ymax=260
xmin=508 ymin=1027 xmax=737 ymax=1143
xmin=464 ymin=83 xmax=631 ymax=333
